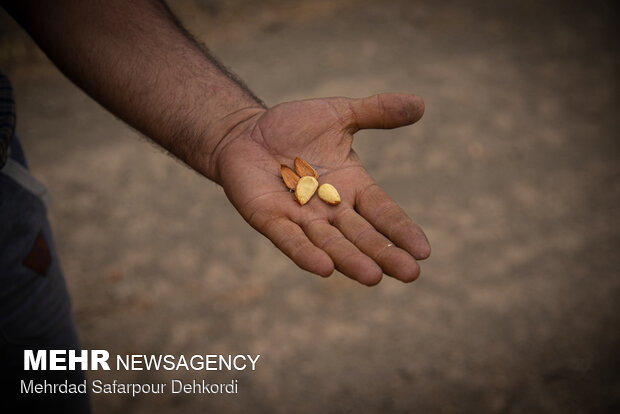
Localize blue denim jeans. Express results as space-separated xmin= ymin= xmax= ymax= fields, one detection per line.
xmin=0 ymin=137 xmax=91 ymax=413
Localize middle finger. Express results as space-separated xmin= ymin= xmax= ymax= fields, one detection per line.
xmin=333 ymin=208 xmax=420 ymax=282
xmin=303 ymin=218 xmax=383 ymax=286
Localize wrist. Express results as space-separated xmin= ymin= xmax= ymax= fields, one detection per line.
xmin=196 ymin=106 xmax=266 ymax=184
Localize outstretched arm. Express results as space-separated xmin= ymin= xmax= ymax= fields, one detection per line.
xmin=3 ymin=0 xmax=430 ymax=285
xmin=2 ymin=0 xmax=265 ymax=180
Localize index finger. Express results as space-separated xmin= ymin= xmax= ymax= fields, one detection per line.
xmin=355 ymin=181 xmax=431 ymax=260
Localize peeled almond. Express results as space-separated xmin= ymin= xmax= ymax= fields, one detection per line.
xmin=318 ymin=183 xmax=341 ymax=205
xmin=295 ymin=176 xmax=319 ymax=205
xmin=294 ymin=157 xmax=319 ymax=179
xmin=280 ymin=165 xmax=300 ymax=190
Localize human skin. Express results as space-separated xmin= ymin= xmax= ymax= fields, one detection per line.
xmin=3 ymin=0 xmax=430 ymax=285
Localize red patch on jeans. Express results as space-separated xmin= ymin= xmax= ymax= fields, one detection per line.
xmin=23 ymin=231 xmax=52 ymax=276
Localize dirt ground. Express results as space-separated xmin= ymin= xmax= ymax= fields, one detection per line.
xmin=1 ymin=0 xmax=619 ymax=413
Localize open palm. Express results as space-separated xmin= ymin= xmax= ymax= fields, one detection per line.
xmin=215 ymin=93 xmax=430 ymax=285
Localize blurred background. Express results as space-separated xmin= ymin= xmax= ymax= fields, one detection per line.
xmin=1 ymin=0 xmax=619 ymax=412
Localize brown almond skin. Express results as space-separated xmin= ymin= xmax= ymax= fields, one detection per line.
xmin=294 ymin=157 xmax=319 ymax=179
xmin=280 ymin=165 xmax=300 ymax=190
xmin=295 ymin=176 xmax=319 ymax=205
xmin=318 ymin=183 xmax=341 ymax=205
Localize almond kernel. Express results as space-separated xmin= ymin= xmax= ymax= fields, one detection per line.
xmin=280 ymin=164 xmax=300 ymax=190
xmin=295 ymin=176 xmax=319 ymax=205
xmin=318 ymin=183 xmax=341 ymax=205
xmin=294 ymin=157 xmax=319 ymax=179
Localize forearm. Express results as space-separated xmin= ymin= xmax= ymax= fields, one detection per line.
xmin=3 ymin=0 xmax=265 ymax=182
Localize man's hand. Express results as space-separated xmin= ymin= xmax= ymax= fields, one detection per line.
xmin=3 ymin=1 xmax=430 ymax=285
xmin=215 ymin=93 xmax=430 ymax=285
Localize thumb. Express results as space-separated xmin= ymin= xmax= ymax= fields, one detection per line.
xmin=343 ymin=93 xmax=425 ymax=132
